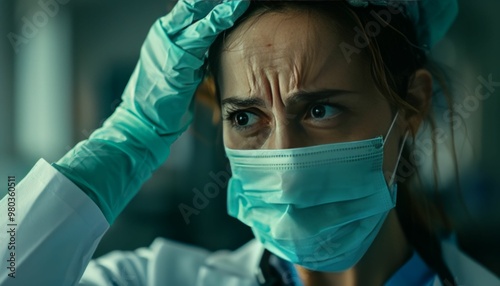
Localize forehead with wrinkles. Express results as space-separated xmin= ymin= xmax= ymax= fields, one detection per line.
xmin=217 ymin=9 xmax=370 ymax=103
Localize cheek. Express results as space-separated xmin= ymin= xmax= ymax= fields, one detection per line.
xmin=222 ymin=123 xmax=270 ymax=150
xmin=222 ymin=126 xmax=233 ymax=148
xmin=222 ymin=124 xmax=257 ymax=149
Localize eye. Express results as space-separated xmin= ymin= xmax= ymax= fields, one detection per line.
xmin=232 ymin=111 xmax=259 ymax=128
xmin=308 ymin=104 xmax=342 ymax=120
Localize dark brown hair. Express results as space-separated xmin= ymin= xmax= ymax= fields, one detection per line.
xmin=205 ymin=1 xmax=459 ymax=284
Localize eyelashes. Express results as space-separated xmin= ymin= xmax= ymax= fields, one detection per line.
xmin=223 ymin=102 xmax=346 ymax=132
xmin=223 ymin=107 xmax=259 ymax=131
xmin=306 ymin=103 xmax=343 ymax=121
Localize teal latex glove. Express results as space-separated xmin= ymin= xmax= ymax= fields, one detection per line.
xmin=53 ymin=0 xmax=250 ymax=224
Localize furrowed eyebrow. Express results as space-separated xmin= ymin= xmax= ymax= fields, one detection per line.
xmin=221 ymin=89 xmax=352 ymax=109
xmin=285 ymin=89 xmax=353 ymax=105
xmin=221 ymin=97 xmax=266 ymax=109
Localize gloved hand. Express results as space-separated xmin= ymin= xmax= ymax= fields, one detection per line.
xmin=53 ymin=0 xmax=249 ymax=224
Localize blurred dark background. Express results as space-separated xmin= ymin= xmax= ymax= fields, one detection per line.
xmin=0 ymin=0 xmax=499 ymax=277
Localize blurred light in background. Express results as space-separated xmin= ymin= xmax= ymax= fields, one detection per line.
xmin=0 ymin=2 xmax=10 ymax=155
xmin=14 ymin=9 xmax=72 ymax=161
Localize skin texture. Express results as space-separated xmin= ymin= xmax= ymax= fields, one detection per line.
xmin=217 ymin=9 xmax=432 ymax=286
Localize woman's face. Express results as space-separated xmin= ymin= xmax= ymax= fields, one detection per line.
xmin=218 ymin=10 xmax=405 ymax=181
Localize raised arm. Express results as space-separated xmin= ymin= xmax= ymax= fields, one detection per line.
xmin=0 ymin=1 xmax=248 ymax=285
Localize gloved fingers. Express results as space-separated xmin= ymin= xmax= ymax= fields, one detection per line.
xmin=174 ymin=0 xmax=250 ymax=59
xmin=162 ymin=0 xmax=220 ymax=35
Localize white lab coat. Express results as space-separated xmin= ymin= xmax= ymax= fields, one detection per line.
xmin=0 ymin=159 xmax=499 ymax=286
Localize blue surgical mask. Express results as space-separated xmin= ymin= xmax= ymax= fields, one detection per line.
xmin=225 ymin=114 xmax=407 ymax=272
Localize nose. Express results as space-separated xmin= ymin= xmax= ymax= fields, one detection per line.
xmin=261 ymin=119 xmax=306 ymax=149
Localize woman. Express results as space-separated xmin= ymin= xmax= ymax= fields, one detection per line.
xmin=0 ymin=0 xmax=498 ymax=285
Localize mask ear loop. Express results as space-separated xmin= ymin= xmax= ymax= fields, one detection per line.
xmin=383 ymin=111 xmax=400 ymax=145
xmin=383 ymin=111 xmax=409 ymax=187
xmin=388 ymin=130 xmax=409 ymax=187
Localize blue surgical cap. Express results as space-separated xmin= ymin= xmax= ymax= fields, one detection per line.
xmin=346 ymin=0 xmax=459 ymax=49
